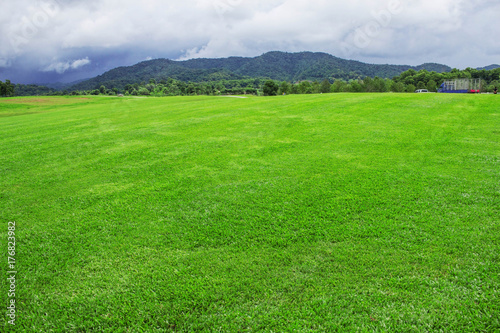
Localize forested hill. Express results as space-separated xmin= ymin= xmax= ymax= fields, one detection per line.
xmin=477 ymin=64 xmax=500 ymax=71
xmin=71 ymin=51 xmax=451 ymax=90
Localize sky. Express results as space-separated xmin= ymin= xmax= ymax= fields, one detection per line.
xmin=0 ymin=0 xmax=499 ymax=84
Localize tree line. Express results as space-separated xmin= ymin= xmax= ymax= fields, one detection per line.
xmin=2 ymin=67 xmax=499 ymax=98
xmin=0 ymin=80 xmax=15 ymax=97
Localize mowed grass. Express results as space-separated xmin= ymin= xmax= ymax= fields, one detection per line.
xmin=0 ymin=94 xmax=499 ymax=332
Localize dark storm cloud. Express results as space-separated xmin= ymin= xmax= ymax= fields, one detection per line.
xmin=1 ymin=0 xmax=499 ymax=84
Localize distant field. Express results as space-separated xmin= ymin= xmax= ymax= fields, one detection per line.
xmin=1 ymin=94 xmax=499 ymax=331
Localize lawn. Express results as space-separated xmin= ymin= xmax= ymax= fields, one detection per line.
xmin=1 ymin=93 xmax=499 ymax=332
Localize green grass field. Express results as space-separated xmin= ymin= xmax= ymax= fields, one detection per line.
xmin=1 ymin=93 xmax=499 ymax=332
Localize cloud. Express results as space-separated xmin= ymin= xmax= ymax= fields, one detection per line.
xmin=42 ymin=57 xmax=91 ymax=73
xmin=0 ymin=57 xmax=11 ymax=68
xmin=71 ymin=57 xmax=91 ymax=69
xmin=1 ymin=0 xmax=499 ymax=83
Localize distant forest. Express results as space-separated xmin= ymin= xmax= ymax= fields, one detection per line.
xmin=5 ymin=66 xmax=500 ymax=98
xmin=3 ymin=51 xmax=500 ymax=97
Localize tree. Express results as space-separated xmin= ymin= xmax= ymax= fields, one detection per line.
xmin=311 ymin=81 xmax=321 ymax=94
xmin=406 ymin=84 xmax=416 ymax=93
xmin=6 ymin=80 xmax=14 ymax=96
xmin=298 ymin=81 xmax=313 ymax=94
xmin=342 ymin=83 xmax=353 ymax=92
xmin=350 ymin=80 xmax=363 ymax=92
xmin=400 ymin=69 xmax=417 ymax=80
xmin=0 ymin=80 xmax=15 ymax=97
xmin=416 ymin=81 xmax=426 ymax=90
xmin=278 ymin=81 xmax=291 ymax=95
xmin=403 ymin=76 xmax=415 ymax=86
xmin=186 ymin=83 xmax=196 ymax=95
xmin=263 ymin=80 xmax=279 ymax=96
xmin=426 ymin=80 xmax=437 ymax=92
xmin=319 ymin=79 xmax=331 ymax=93
xmin=373 ymin=77 xmax=388 ymax=92
xmin=331 ymin=80 xmax=346 ymax=93
xmin=99 ymin=85 xmax=106 ymax=94
xmin=363 ymin=77 xmax=374 ymax=92
xmin=390 ymin=81 xmax=405 ymax=93
xmin=415 ymin=70 xmax=429 ymax=87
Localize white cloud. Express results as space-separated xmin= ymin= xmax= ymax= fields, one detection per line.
xmin=42 ymin=57 xmax=91 ymax=73
xmin=70 ymin=57 xmax=91 ymax=69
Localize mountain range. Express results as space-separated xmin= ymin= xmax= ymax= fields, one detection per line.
xmin=70 ymin=52 xmax=453 ymax=91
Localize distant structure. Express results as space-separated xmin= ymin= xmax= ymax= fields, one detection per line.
xmin=438 ymin=79 xmax=482 ymax=93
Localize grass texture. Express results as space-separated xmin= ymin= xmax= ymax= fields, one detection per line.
xmin=0 ymin=94 xmax=499 ymax=332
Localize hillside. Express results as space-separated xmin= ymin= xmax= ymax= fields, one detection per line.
xmin=71 ymin=51 xmax=452 ymax=91
xmin=477 ymin=64 xmax=500 ymax=71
